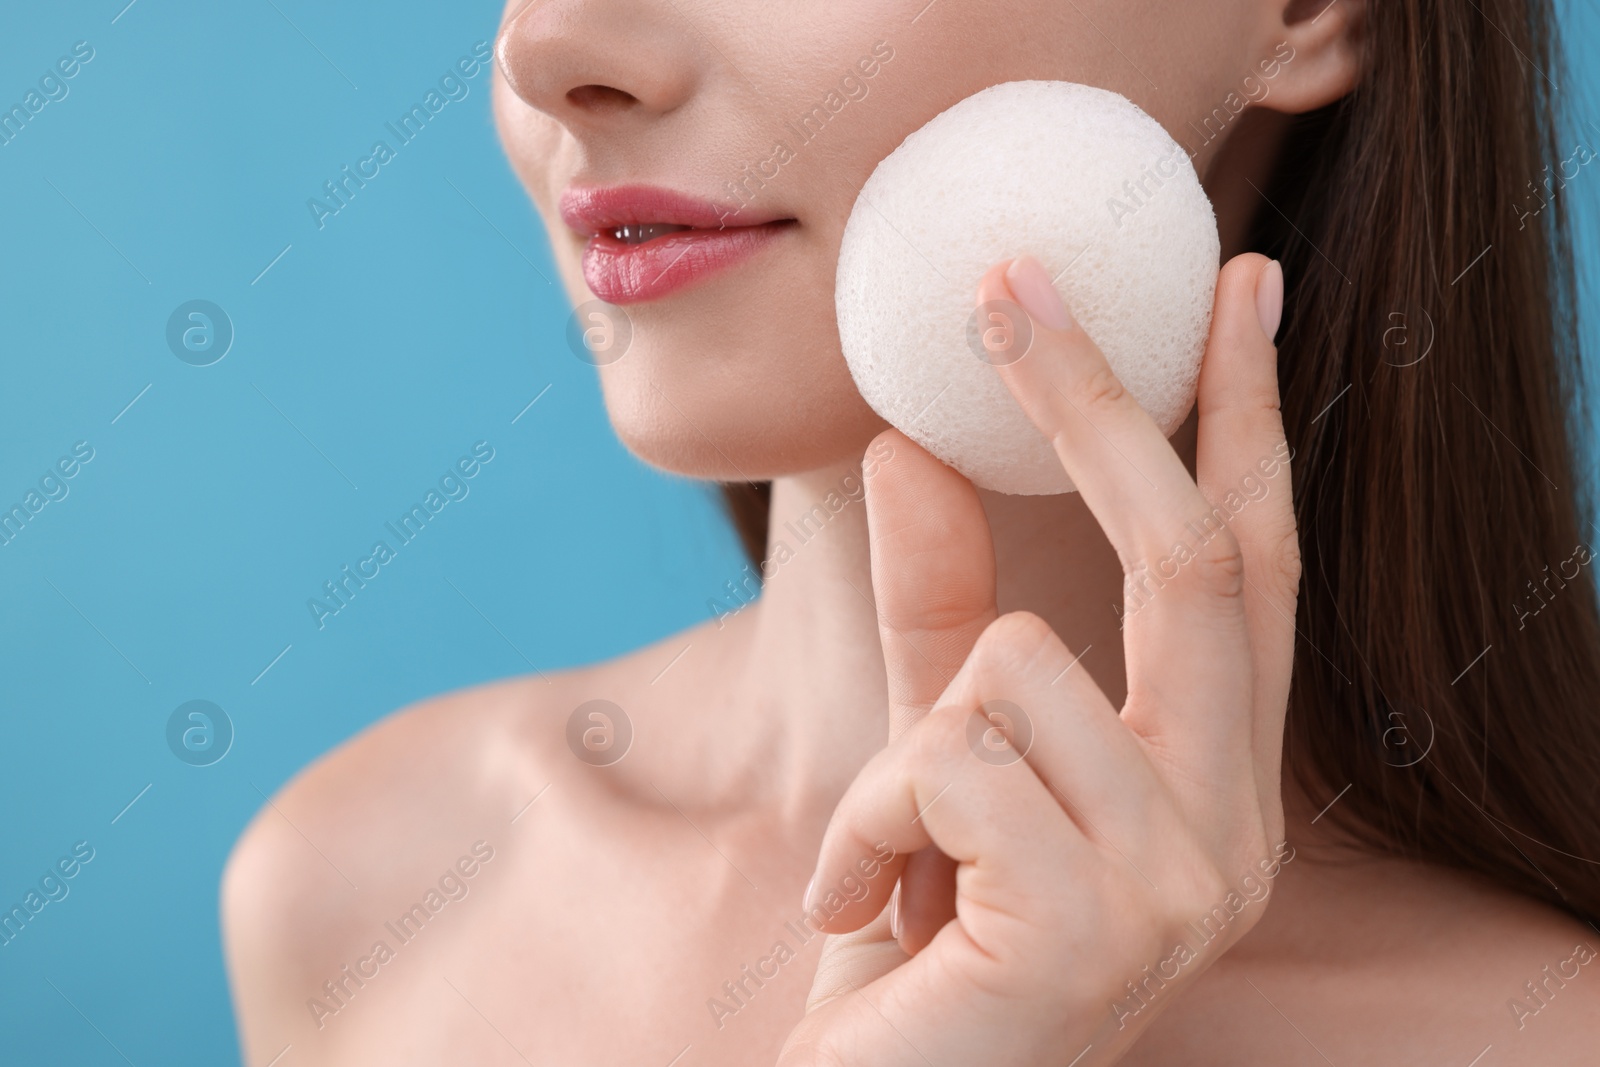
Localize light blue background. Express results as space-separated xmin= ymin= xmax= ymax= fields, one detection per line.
xmin=0 ymin=1 xmax=1596 ymax=1063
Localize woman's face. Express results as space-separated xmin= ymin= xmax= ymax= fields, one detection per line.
xmin=493 ymin=0 xmax=1278 ymax=480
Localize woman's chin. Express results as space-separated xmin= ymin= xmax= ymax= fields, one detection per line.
xmin=604 ymin=393 xmax=888 ymax=484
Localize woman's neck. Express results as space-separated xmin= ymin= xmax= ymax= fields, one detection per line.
xmin=724 ymin=451 xmax=1132 ymax=812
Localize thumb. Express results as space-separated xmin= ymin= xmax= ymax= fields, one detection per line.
xmin=864 ymin=429 xmax=999 ymax=739
xmin=803 ymin=909 xmax=909 ymax=1014
xmin=863 ymin=430 xmax=997 ymax=953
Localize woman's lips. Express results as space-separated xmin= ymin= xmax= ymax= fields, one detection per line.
xmin=580 ymin=221 xmax=793 ymax=304
xmin=560 ymin=184 xmax=795 ymax=305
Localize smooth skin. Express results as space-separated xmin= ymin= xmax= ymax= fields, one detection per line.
xmin=223 ymin=0 xmax=1600 ymax=1063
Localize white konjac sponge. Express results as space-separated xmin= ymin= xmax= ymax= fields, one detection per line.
xmin=835 ymin=81 xmax=1220 ymax=494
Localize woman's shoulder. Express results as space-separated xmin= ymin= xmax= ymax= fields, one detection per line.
xmin=1145 ymin=847 xmax=1600 ymax=1065
xmin=1316 ymin=864 xmax=1600 ymax=1063
xmin=1356 ymin=860 xmax=1600 ymax=1060
xmin=224 ymin=668 xmax=573 ymax=884
xmin=218 ymin=623 xmax=706 ymax=1055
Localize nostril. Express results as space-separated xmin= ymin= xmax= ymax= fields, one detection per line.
xmin=567 ymin=84 xmax=638 ymax=112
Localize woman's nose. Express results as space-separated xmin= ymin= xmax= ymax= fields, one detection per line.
xmin=495 ymin=0 xmax=700 ymax=127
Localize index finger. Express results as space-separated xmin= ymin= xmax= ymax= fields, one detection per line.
xmin=983 ymin=255 xmax=1255 ymax=795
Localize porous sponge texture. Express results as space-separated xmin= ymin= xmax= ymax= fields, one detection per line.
xmin=836 ymin=81 xmax=1220 ymax=494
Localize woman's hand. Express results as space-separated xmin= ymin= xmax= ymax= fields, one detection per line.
xmin=778 ymin=253 xmax=1299 ymax=1066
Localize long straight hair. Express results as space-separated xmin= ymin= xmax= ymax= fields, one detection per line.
xmin=721 ymin=0 xmax=1600 ymax=922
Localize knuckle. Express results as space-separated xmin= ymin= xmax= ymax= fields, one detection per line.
xmin=874 ymin=539 xmax=996 ymax=635
xmin=1267 ymin=526 xmax=1303 ymax=590
xmin=1182 ymin=531 xmax=1246 ymax=602
xmin=909 ymin=706 xmax=972 ymax=766
xmin=1226 ymin=365 xmax=1285 ymax=417
xmin=1193 ymin=862 xmax=1234 ymax=915
xmin=1073 ymin=363 xmax=1129 ymax=416
xmin=1160 ymin=863 xmax=1232 ymax=938
xmin=1253 ymin=382 xmax=1284 ymax=415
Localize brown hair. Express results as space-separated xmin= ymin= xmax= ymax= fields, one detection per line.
xmin=721 ymin=0 xmax=1600 ymax=923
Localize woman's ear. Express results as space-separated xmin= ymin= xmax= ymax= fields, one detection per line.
xmin=1254 ymin=0 xmax=1367 ymax=115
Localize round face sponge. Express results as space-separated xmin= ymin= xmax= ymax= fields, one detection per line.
xmin=835 ymin=81 xmax=1220 ymax=494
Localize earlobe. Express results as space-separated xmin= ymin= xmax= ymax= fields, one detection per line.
xmin=1255 ymin=0 xmax=1367 ymax=115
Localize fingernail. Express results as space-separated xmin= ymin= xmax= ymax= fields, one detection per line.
xmin=888 ymin=882 xmax=902 ymax=940
xmin=801 ymin=872 xmax=817 ymax=912
xmin=1256 ymin=259 xmax=1284 ymax=342
xmin=1004 ymin=255 xmax=1075 ymax=331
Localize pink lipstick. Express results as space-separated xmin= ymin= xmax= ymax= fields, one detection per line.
xmin=560 ymin=184 xmax=796 ymax=304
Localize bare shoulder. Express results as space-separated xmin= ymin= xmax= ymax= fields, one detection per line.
xmin=1374 ymin=866 xmax=1600 ymax=1063
xmin=1146 ymin=847 xmax=1600 ymax=1065
xmin=218 ymin=637 xmax=667 ymax=1062
xmin=223 ymin=669 xmax=555 ymax=896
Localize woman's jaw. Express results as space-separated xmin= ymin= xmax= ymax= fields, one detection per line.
xmin=490 ymin=0 xmax=1291 ymax=485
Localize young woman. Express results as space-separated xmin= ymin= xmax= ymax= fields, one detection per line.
xmin=222 ymin=0 xmax=1600 ymax=1062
